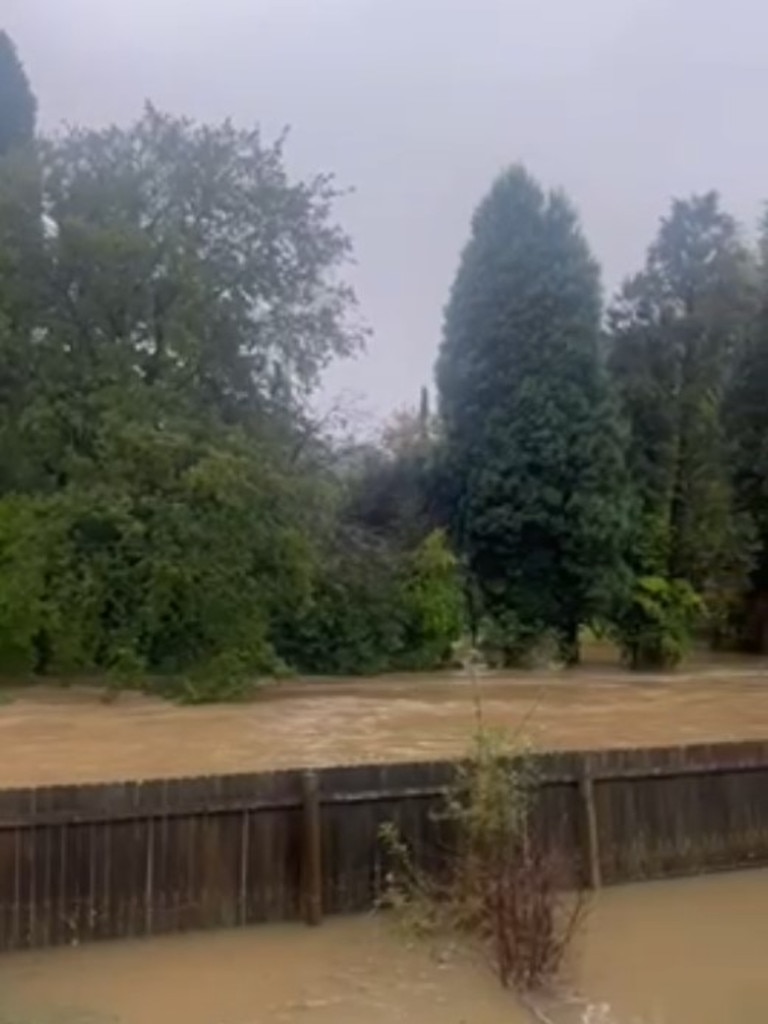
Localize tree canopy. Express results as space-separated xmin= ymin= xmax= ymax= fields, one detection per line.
xmin=0 ymin=31 xmax=36 ymax=155
xmin=5 ymin=28 xmax=768 ymax=692
xmin=608 ymin=193 xmax=756 ymax=658
xmin=0 ymin=49 xmax=462 ymax=694
xmin=437 ymin=167 xmax=630 ymax=663
xmin=727 ymin=214 xmax=768 ymax=650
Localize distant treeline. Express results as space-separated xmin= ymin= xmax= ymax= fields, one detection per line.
xmin=0 ymin=31 xmax=767 ymax=698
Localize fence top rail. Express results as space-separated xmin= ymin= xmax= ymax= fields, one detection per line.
xmin=2 ymin=759 xmax=768 ymax=831
xmin=0 ymin=738 xmax=767 ymax=828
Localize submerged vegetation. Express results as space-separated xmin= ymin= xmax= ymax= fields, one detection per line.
xmin=2 ymin=31 xmax=768 ymax=697
xmin=380 ymin=683 xmax=586 ymax=993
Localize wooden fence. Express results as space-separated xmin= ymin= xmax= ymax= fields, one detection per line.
xmin=1 ymin=739 xmax=768 ymax=951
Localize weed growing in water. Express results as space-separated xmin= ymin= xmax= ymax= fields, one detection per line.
xmin=380 ymin=722 xmax=587 ymax=992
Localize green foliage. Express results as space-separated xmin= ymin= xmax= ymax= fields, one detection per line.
xmin=398 ymin=530 xmax=464 ymax=670
xmin=0 ymin=495 xmax=50 ymax=671
xmin=612 ymin=576 xmax=703 ymax=670
xmin=609 ymin=193 xmax=756 ymax=633
xmin=437 ymin=166 xmax=631 ymax=664
xmin=282 ymin=529 xmax=463 ymax=675
xmin=3 ymin=30 xmax=768 ymax=687
xmin=381 ymin=724 xmax=585 ymax=991
xmin=33 ymin=105 xmax=364 ymax=418
xmin=342 ymin=445 xmax=431 ymax=549
xmin=0 ymin=93 xmax=370 ymax=695
xmin=0 ymin=32 xmax=36 ymax=155
xmin=0 ymin=429 xmax=314 ymax=684
xmin=280 ymin=530 xmax=405 ymax=675
xmin=343 ymin=398 xmax=440 ymax=550
xmin=476 ymin=611 xmax=557 ymax=669
xmin=727 ymin=213 xmax=768 ymax=649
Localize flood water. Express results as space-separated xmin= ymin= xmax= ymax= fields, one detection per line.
xmin=0 ymin=870 xmax=766 ymax=1024
xmin=2 ymin=662 xmax=768 ymax=786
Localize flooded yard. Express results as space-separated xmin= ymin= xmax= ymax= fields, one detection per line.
xmin=0 ymin=870 xmax=766 ymax=1024
xmin=0 ymin=662 xmax=768 ymax=785
xmin=0 ymin=913 xmax=524 ymax=1024
xmin=576 ymin=871 xmax=768 ymax=1024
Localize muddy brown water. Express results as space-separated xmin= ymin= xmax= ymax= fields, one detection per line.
xmin=0 ymin=871 xmax=766 ymax=1024
xmin=1 ymin=661 xmax=768 ymax=786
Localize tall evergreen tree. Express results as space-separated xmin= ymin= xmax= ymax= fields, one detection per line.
xmin=0 ymin=31 xmax=36 ymax=155
xmin=437 ymin=166 xmax=629 ymax=664
xmin=0 ymin=30 xmax=42 ymax=483
xmin=727 ymin=213 xmax=768 ymax=649
xmin=609 ymin=193 xmax=755 ymax=632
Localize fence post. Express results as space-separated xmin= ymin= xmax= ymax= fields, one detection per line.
xmin=144 ymin=817 xmax=155 ymax=934
xmin=238 ymin=810 xmax=250 ymax=926
xmin=301 ymin=770 xmax=323 ymax=925
xmin=579 ymin=767 xmax=602 ymax=889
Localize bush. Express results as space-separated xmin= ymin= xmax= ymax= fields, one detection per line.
xmin=277 ymin=529 xmax=404 ymax=675
xmin=380 ymin=726 xmax=586 ymax=991
xmin=396 ymin=530 xmax=464 ymax=670
xmin=282 ymin=528 xmax=464 ymax=675
xmin=0 ymin=495 xmax=50 ymax=672
xmin=0 ymin=428 xmax=315 ymax=692
xmin=613 ymin=575 xmax=702 ymax=670
xmin=476 ymin=611 xmax=557 ymax=669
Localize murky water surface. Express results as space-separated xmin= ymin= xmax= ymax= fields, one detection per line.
xmin=1 ymin=661 xmax=768 ymax=786
xmin=0 ymin=871 xmax=766 ymax=1024
xmin=577 ymin=871 xmax=768 ymax=1023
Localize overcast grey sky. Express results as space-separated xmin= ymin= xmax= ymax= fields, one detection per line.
xmin=5 ymin=0 xmax=768 ymax=419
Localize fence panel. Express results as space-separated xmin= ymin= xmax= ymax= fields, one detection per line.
xmin=0 ymin=740 xmax=767 ymax=950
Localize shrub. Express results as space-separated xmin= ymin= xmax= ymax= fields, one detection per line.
xmin=0 ymin=495 xmax=50 ymax=672
xmin=277 ymin=529 xmax=404 ymax=675
xmin=282 ymin=528 xmax=464 ymax=676
xmin=380 ymin=725 xmax=586 ymax=991
xmin=476 ymin=611 xmax=556 ymax=669
xmin=0 ymin=431 xmax=317 ymax=698
xmin=613 ymin=575 xmax=702 ymax=670
xmin=396 ymin=529 xmax=464 ymax=670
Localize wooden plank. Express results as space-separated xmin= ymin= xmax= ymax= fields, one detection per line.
xmin=4 ymin=761 xmax=768 ymax=831
xmin=0 ymin=741 xmax=766 ymax=948
xmin=4 ymin=742 xmax=768 ymax=831
xmin=144 ymin=818 xmax=155 ymax=935
xmin=238 ymin=810 xmax=249 ymax=926
xmin=579 ymin=769 xmax=601 ymax=889
xmin=301 ymin=771 xmax=322 ymax=926
xmin=34 ymin=790 xmax=54 ymax=949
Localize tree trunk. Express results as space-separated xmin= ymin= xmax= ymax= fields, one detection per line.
xmin=558 ymin=623 xmax=581 ymax=667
